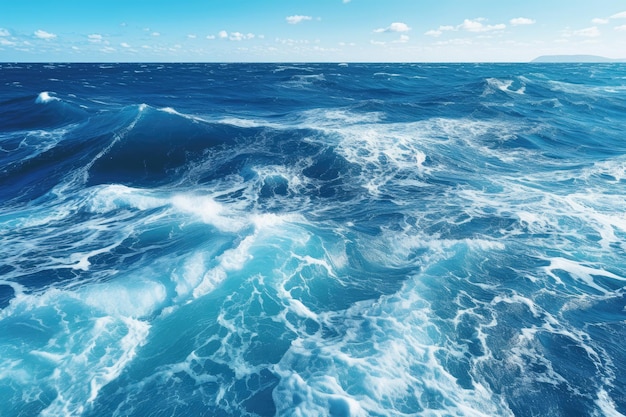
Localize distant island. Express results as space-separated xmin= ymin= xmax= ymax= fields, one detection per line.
xmin=531 ymin=55 xmax=626 ymax=63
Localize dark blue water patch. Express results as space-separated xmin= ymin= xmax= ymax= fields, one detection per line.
xmin=87 ymin=111 xmax=241 ymax=187
xmin=508 ymin=384 xmax=593 ymax=417
xmin=0 ymin=285 xmax=14 ymax=309
xmin=562 ymin=293 xmax=626 ymax=328
xmin=0 ymin=264 xmax=16 ymax=276
xmin=0 ymin=93 xmax=88 ymax=132
xmin=0 ymin=112 xmax=139 ymax=203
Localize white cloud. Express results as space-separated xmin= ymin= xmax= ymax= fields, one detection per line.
xmin=101 ymin=46 xmax=116 ymax=53
xmin=393 ymin=34 xmax=410 ymax=43
xmin=370 ymin=40 xmax=386 ymax=46
xmin=230 ymin=32 xmax=245 ymax=41
xmin=425 ymin=25 xmax=455 ymax=36
xmin=389 ymin=22 xmax=411 ymax=32
xmin=0 ymin=38 xmax=16 ymax=46
xmin=88 ymin=34 xmax=103 ymax=43
xmin=120 ymin=42 xmax=131 ymax=48
xmin=425 ymin=29 xmax=443 ymax=37
xmin=459 ymin=19 xmax=483 ymax=31
xmin=425 ymin=20 xmax=504 ymax=37
xmin=459 ymin=19 xmax=505 ymax=32
xmin=343 ymin=0 xmax=351 ymax=3
xmin=610 ymin=11 xmax=626 ymax=19
xmin=152 ymin=32 xmax=160 ymax=37
xmin=286 ymin=15 xmax=312 ymax=24
xmin=574 ymin=26 xmax=601 ymax=37
xmin=213 ymin=30 xmax=255 ymax=41
xmin=592 ymin=18 xmax=609 ymax=24
xmin=275 ymin=37 xmax=310 ymax=45
xmin=34 ymin=29 xmax=56 ymax=40
xmin=435 ymin=38 xmax=472 ymax=46
xmin=615 ymin=24 xmax=626 ymax=31
xmin=187 ymin=34 xmax=197 ymax=39
xmin=374 ymin=22 xmax=411 ymax=33
xmin=510 ymin=17 xmax=535 ymax=26
xmin=275 ymin=38 xmax=291 ymax=45
xmin=0 ymin=28 xmax=10 ymax=36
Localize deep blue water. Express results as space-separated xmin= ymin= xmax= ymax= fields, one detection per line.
xmin=1 ymin=63 xmax=625 ymax=417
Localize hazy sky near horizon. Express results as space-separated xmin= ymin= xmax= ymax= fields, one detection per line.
xmin=1 ymin=0 xmax=626 ymax=62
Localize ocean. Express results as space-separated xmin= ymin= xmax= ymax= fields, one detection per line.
xmin=1 ymin=63 xmax=625 ymax=417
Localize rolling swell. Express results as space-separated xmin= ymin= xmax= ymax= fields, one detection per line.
xmin=88 ymin=106 xmax=234 ymax=187
xmin=1 ymin=63 xmax=625 ymax=417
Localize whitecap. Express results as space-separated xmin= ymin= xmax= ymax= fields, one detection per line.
xmin=483 ymin=78 xmax=526 ymax=96
xmin=595 ymin=389 xmax=624 ymax=417
xmin=80 ymin=280 xmax=167 ymax=318
xmin=35 ymin=91 xmax=60 ymax=104
xmin=172 ymin=194 xmax=246 ymax=233
xmin=543 ymin=257 xmax=626 ymax=294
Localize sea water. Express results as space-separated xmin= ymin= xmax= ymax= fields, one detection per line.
xmin=1 ymin=63 xmax=625 ymax=416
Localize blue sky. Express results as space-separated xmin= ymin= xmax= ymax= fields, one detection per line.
xmin=1 ymin=0 xmax=626 ymax=62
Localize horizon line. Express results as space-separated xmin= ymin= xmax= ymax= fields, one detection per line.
xmin=2 ymin=60 xmax=626 ymax=65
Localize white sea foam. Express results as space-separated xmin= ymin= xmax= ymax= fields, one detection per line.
xmin=596 ymin=388 xmax=626 ymax=417
xmin=484 ymin=78 xmax=526 ymax=95
xmin=492 ymin=293 xmax=541 ymax=318
xmin=172 ymin=251 xmax=207 ymax=300
xmin=454 ymin=175 xmax=626 ymax=255
xmin=587 ymin=159 xmax=626 ymax=183
xmin=35 ymin=91 xmax=60 ymax=103
xmin=0 ymin=286 xmax=151 ymax=417
xmin=543 ymin=257 xmax=625 ymax=294
xmin=273 ymin=372 xmax=368 ymax=417
xmin=386 ymin=230 xmax=505 ymax=266
xmin=273 ymin=275 xmax=513 ymax=416
xmin=80 ymin=280 xmax=167 ymax=318
xmin=548 ymin=80 xmax=626 ymax=97
xmin=172 ymin=194 xmax=246 ymax=233
xmin=39 ymin=316 xmax=150 ymax=417
xmin=266 ymin=225 xmax=512 ymax=415
xmin=218 ymin=116 xmax=277 ymax=128
xmin=191 ymin=214 xmax=303 ymax=300
xmin=157 ymin=106 xmax=214 ymax=125
xmin=298 ymin=113 xmax=529 ymax=196
xmin=193 ymin=234 xmax=254 ymax=298
xmin=87 ymin=184 xmax=166 ymax=212
xmin=252 ymin=164 xmax=307 ymax=195
xmin=90 ymin=186 xmax=253 ymax=232
xmin=9 ymin=125 xmax=77 ymax=163
xmin=302 ymin=108 xmax=384 ymax=126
